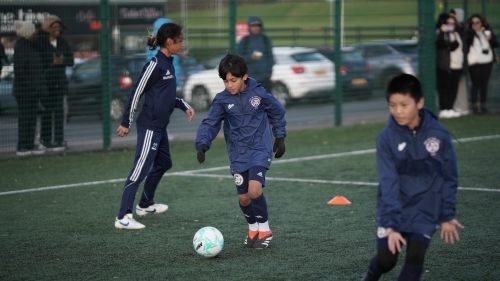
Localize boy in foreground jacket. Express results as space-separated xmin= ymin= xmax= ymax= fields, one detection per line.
xmin=195 ymin=53 xmax=286 ymax=249
xmin=362 ymin=74 xmax=464 ymax=281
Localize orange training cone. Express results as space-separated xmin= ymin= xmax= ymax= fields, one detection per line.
xmin=327 ymin=196 xmax=352 ymax=205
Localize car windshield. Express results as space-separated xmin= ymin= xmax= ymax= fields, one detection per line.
xmin=291 ymin=52 xmax=325 ymax=62
xmin=390 ymin=45 xmax=418 ymax=56
xmin=342 ymin=51 xmax=364 ymax=62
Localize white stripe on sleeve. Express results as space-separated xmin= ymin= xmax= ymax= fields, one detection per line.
xmin=128 ymin=59 xmax=157 ymax=126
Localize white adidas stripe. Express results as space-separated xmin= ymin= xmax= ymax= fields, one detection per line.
xmin=128 ymin=59 xmax=157 ymax=125
xmin=130 ymin=130 xmax=153 ymax=181
xmin=178 ymin=98 xmax=191 ymax=109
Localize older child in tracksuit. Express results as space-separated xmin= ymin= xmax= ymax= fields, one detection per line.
xmin=195 ymin=53 xmax=286 ymax=249
xmin=362 ymin=74 xmax=464 ymax=281
xmin=115 ymin=22 xmax=195 ymax=230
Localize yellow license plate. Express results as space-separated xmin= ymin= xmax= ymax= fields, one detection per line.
xmin=351 ymin=78 xmax=368 ymax=86
xmin=314 ymin=70 xmax=327 ymax=76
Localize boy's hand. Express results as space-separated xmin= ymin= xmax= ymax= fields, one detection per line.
xmin=116 ymin=125 xmax=130 ymax=137
xmin=380 ymin=228 xmax=406 ymax=255
xmin=273 ymin=138 xmax=286 ymax=158
xmin=197 ymin=145 xmax=209 ymax=164
xmin=185 ymin=108 xmax=195 ymax=122
xmin=440 ymin=219 xmax=464 ymax=244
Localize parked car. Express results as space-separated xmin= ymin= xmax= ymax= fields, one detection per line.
xmin=316 ymin=47 xmax=374 ymax=99
xmin=67 ymin=54 xmax=146 ymax=120
xmin=183 ymin=47 xmax=336 ymax=109
xmin=350 ymin=42 xmax=415 ymax=88
xmin=0 ymin=70 xmax=17 ymax=115
xmin=377 ymin=39 xmax=419 ymax=76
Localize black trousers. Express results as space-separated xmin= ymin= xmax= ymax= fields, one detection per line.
xmin=15 ymin=95 xmax=38 ymax=150
xmin=41 ymin=87 xmax=65 ymax=144
xmin=469 ymin=62 xmax=493 ymax=106
xmin=436 ymin=68 xmax=462 ymax=110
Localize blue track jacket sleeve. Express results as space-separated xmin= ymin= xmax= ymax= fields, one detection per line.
xmin=121 ymin=59 xmax=158 ymax=128
xmin=376 ymin=134 xmax=402 ymax=231
xmin=261 ymin=91 xmax=286 ymax=138
xmin=175 ymin=97 xmax=192 ymax=112
xmin=194 ymin=99 xmax=225 ymax=150
xmin=440 ymin=134 xmax=458 ymax=222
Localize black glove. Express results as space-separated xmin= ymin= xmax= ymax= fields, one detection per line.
xmin=273 ymin=138 xmax=286 ymax=159
xmin=197 ymin=144 xmax=209 ymax=164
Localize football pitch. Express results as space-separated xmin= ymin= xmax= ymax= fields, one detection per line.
xmin=1 ymin=115 xmax=499 ymax=280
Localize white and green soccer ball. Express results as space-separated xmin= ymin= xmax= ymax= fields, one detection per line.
xmin=193 ymin=226 xmax=224 ymax=258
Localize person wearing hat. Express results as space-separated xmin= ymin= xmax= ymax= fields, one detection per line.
xmin=38 ymin=15 xmax=74 ymax=151
xmin=238 ymin=16 xmax=275 ymax=93
xmin=13 ymin=21 xmax=48 ymax=156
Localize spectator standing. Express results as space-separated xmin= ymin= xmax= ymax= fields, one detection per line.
xmin=13 ymin=21 xmax=47 ymax=156
xmin=435 ymin=14 xmax=464 ymax=119
xmin=464 ymin=14 xmax=499 ymax=114
xmin=0 ymin=38 xmax=9 ymax=80
xmin=238 ymin=16 xmax=275 ymax=92
xmin=38 ymin=15 xmax=74 ymax=151
xmin=449 ymin=8 xmax=469 ymax=116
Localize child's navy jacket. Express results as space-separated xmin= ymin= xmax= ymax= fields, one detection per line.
xmin=195 ymin=77 xmax=286 ymax=174
xmin=376 ymin=108 xmax=458 ymax=236
xmin=121 ymin=51 xmax=190 ymax=131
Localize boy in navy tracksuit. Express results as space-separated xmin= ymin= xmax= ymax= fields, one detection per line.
xmin=362 ymin=74 xmax=464 ymax=280
xmin=195 ymin=53 xmax=286 ymax=249
xmin=115 ymin=23 xmax=195 ymax=230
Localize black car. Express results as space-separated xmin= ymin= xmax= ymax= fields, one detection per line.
xmin=317 ymin=47 xmax=374 ymax=99
xmin=67 ymin=54 xmax=146 ymax=120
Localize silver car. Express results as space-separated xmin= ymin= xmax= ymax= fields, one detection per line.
xmin=350 ymin=42 xmax=415 ymax=89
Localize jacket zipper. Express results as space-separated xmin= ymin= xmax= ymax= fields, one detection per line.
xmin=413 ymin=129 xmax=417 ymax=155
xmin=238 ymin=92 xmax=245 ymax=113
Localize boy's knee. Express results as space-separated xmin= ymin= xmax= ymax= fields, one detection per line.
xmin=247 ymin=181 xmax=263 ymax=199
xmin=376 ymin=250 xmax=398 ymax=273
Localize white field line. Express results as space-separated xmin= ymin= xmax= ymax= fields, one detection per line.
xmin=1 ymin=134 xmax=498 ymax=196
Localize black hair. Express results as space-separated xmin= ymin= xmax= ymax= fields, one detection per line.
xmin=386 ymin=74 xmax=423 ymax=102
xmin=218 ymin=53 xmax=248 ymax=79
xmin=436 ymin=13 xmax=451 ymax=28
xmin=147 ymin=22 xmax=183 ymax=51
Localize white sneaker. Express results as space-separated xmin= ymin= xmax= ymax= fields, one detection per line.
xmin=136 ymin=204 xmax=169 ymax=217
xmin=454 ymin=109 xmax=469 ymax=116
xmin=439 ymin=109 xmax=460 ymax=119
xmin=31 ymin=143 xmax=46 ymax=155
xmin=448 ymin=110 xmax=461 ymax=118
xmin=115 ymin=213 xmax=145 ymax=229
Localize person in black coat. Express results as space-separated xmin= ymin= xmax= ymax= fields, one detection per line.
xmin=13 ymin=21 xmax=48 ymax=156
xmin=38 ymin=15 xmax=74 ymax=151
xmin=435 ymin=13 xmax=465 ymax=119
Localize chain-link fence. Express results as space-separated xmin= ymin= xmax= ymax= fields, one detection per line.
xmin=1 ymin=0 xmax=499 ymax=158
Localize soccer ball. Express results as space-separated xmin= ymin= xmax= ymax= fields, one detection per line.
xmin=193 ymin=226 xmax=224 ymax=258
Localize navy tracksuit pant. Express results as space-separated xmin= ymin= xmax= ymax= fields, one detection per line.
xmin=118 ymin=125 xmax=172 ymax=219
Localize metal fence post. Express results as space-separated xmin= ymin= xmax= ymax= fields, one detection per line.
xmin=418 ymin=0 xmax=436 ymax=113
xmin=100 ymin=0 xmax=111 ymax=149
xmin=334 ymin=0 xmax=342 ymax=126
xmin=229 ymin=0 xmax=237 ymax=54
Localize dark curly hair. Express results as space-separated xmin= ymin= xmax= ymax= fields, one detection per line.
xmin=466 ymin=13 xmax=491 ymax=30
xmin=218 ymin=53 xmax=248 ymax=80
